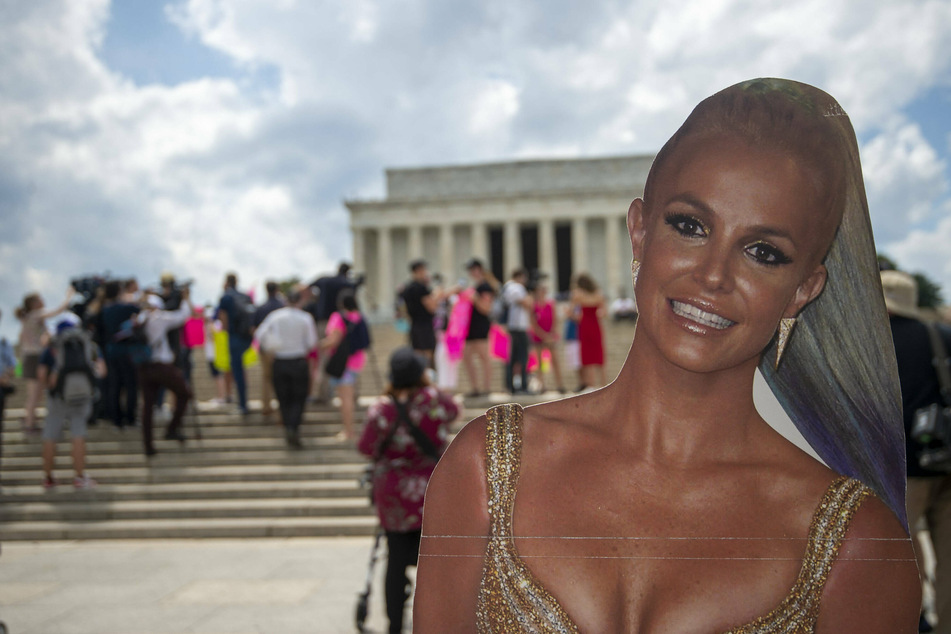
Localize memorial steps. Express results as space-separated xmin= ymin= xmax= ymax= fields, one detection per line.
xmin=0 ymin=320 xmax=634 ymax=541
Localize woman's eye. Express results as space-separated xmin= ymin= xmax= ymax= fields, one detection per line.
xmin=746 ymin=242 xmax=791 ymax=266
xmin=665 ymin=213 xmax=708 ymax=238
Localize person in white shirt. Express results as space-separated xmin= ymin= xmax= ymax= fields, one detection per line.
xmin=255 ymin=289 xmax=319 ymax=448
xmin=502 ymin=268 xmax=534 ymax=394
xmin=138 ymin=290 xmax=192 ymax=457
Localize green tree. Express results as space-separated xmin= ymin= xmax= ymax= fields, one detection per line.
xmin=278 ymin=277 xmax=301 ymax=299
xmin=877 ymin=253 xmax=898 ymax=271
xmin=912 ymin=272 xmax=944 ymax=309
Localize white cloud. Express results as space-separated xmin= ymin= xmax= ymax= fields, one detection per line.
xmin=468 ymin=79 xmax=520 ymax=136
xmin=3 ymin=0 xmax=951 ymax=339
xmin=884 ymin=207 xmax=951 ymax=292
xmin=862 ymin=117 xmax=948 ymax=237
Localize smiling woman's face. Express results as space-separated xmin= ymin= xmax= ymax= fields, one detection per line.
xmin=630 ymin=132 xmax=832 ymax=375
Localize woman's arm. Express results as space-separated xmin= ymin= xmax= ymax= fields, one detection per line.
xmin=40 ymin=286 xmax=76 ymax=320
xmin=816 ymin=496 xmax=920 ymax=632
xmin=415 ymin=417 xmax=491 ymax=633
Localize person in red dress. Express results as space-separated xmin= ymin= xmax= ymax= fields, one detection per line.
xmin=570 ymin=272 xmax=607 ymax=389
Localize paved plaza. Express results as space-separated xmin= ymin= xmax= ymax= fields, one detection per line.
xmin=0 ymin=537 xmax=396 ymax=634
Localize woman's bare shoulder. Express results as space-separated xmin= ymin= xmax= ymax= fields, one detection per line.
xmin=815 ymin=489 xmax=920 ymax=632
xmin=422 ymin=414 xmax=490 ymax=537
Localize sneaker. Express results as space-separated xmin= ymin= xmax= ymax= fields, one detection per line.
xmin=73 ymin=474 xmax=97 ymax=490
xmin=43 ymin=475 xmax=56 ymax=490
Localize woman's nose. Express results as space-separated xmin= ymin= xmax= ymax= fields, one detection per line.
xmin=693 ymin=244 xmax=734 ymax=292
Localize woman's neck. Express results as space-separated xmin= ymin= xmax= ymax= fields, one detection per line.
xmin=605 ymin=335 xmax=763 ymax=466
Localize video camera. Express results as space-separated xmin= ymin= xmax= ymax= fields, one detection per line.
xmin=911 ymin=403 xmax=951 ymax=472
xmin=153 ymin=277 xmax=193 ymax=310
xmin=70 ymin=274 xmax=112 ymax=320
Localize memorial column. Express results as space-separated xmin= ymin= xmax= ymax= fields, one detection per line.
xmin=408 ymin=222 xmax=423 ymax=261
xmin=352 ymin=227 xmax=365 ymax=286
xmin=472 ymin=222 xmax=488 ymax=263
xmin=504 ymin=219 xmax=520 ymax=275
xmin=377 ymin=226 xmax=392 ymax=305
xmin=572 ymin=217 xmax=588 ymax=279
xmin=538 ymin=218 xmax=555 ymax=278
xmin=439 ymin=223 xmax=454 ymax=280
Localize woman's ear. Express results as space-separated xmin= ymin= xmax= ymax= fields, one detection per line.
xmin=628 ymin=198 xmax=647 ymax=260
xmin=784 ymin=264 xmax=827 ymax=318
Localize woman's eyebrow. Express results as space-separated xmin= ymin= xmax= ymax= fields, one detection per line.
xmin=666 ymin=193 xmax=712 ymax=215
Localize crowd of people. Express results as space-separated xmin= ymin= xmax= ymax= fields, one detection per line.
xmin=396 ymin=257 xmax=613 ymax=398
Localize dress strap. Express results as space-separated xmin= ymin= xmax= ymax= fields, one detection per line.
xmin=484 ymin=403 xmax=524 ymax=538
xmin=728 ymin=476 xmax=871 ymax=632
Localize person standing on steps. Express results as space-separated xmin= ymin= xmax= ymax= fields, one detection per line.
xmin=138 ymin=291 xmax=193 ymax=457
xmin=37 ymin=320 xmax=105 ymax=489
xmin=254 ymin=281 xmax=286 ymax=423
xmin=322 ymin=290 xmax=370 ymax=441
xmin=16 ymin=286 xmax=76 ymax=433
xmin=217 ymin=272 xmax=254 ymax=415
xmin=254 ymin=289 xmax=318 ymax=449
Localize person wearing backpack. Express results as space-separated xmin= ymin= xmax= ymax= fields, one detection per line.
xmin=884 ymin=270 xmax=951 ymax=632
xmin=357 ymin=347 xmax=460 ymax=634
xmin=138 ymin=292 xmax=193 ymax=457
xmin=37 ymin=320 xmax=105 ymax=489
xmin=216 ymin=272 xmax=254 ymax=415
xmin=321 ymin=290 xmax=370 ymax=441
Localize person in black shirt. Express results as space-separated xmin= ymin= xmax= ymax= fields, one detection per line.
xmin=884 ymin=269 xmax=951 ymax=631
xmin=401 ymin=260 xmax=454 ymax=365
xmin=462 ymin=258 xmax=497 ymax=397
xmin=308 ymin=262 xmax=365 ymax=401
xmin=100 ymin=280 xmax=141 ymax=429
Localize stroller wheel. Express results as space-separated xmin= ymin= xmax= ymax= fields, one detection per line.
xmin=355 ymin=593 xmax=369 ymax=632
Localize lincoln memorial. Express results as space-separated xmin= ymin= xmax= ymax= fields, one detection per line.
xmin=346 ymin=155 xmax=654 ymax=316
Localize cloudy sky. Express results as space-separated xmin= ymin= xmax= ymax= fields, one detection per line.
xmin=2 ymin=0 xmax=950 ymax=340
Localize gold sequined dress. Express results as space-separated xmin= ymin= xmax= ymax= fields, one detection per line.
xmin=475 ymin=403 xmax=872 ymax=633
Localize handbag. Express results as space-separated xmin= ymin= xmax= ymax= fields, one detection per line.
xmin=324 ymin=317 xmax=353 ymax=379
xmin=910 ymin=322 xmax=951 ymax=472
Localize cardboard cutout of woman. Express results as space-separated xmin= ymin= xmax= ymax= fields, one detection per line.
xmin=414 ymin=78 xmax=919 ymax=633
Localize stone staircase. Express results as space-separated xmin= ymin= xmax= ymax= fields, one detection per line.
xmin=0 ymin=319 xmax=635 ymax=541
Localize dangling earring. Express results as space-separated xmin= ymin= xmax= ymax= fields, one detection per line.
xmin=631 ymin=259 xmax=640 ymax=287
xmin=775 ymin=317 xmax=796 ymax=369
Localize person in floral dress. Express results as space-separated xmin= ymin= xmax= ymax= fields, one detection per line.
xmin=358 ymin=347 xmax=460 ymax=633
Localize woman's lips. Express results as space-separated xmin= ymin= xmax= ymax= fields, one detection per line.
xmin=669 ymin=300 xmax=736 ymax=330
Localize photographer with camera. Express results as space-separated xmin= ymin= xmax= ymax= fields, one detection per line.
xmin=884 ymin=269 xmax=951 ymax=632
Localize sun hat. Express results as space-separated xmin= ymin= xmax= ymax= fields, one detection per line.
xmin=880 ymin=270 xmax=919 ymax=319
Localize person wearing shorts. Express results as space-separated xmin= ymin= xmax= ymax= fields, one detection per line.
xmin=322 ymin=292 xmax=366 ymax=441
xmin=38 ymin=322 xmax=103 ymax=490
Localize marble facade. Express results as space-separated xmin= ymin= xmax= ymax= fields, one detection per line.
xmin=345 ymin=155 xmax=653 ymax=315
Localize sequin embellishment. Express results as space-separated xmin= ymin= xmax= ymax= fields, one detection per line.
xmin=474 ymin=403 xmax=873 ymax=634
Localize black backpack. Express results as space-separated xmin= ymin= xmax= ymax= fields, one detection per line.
xmin=230 ymin=292 xmax=255 ymax=339
xmin=51 ymin=328 xmax=97 ymax=404
xmin=349 ymin=315 xmax=371 ymax=352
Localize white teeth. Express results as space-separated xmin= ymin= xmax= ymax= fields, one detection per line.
xmin=671 ymin=301 xmax=735 ymax=330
